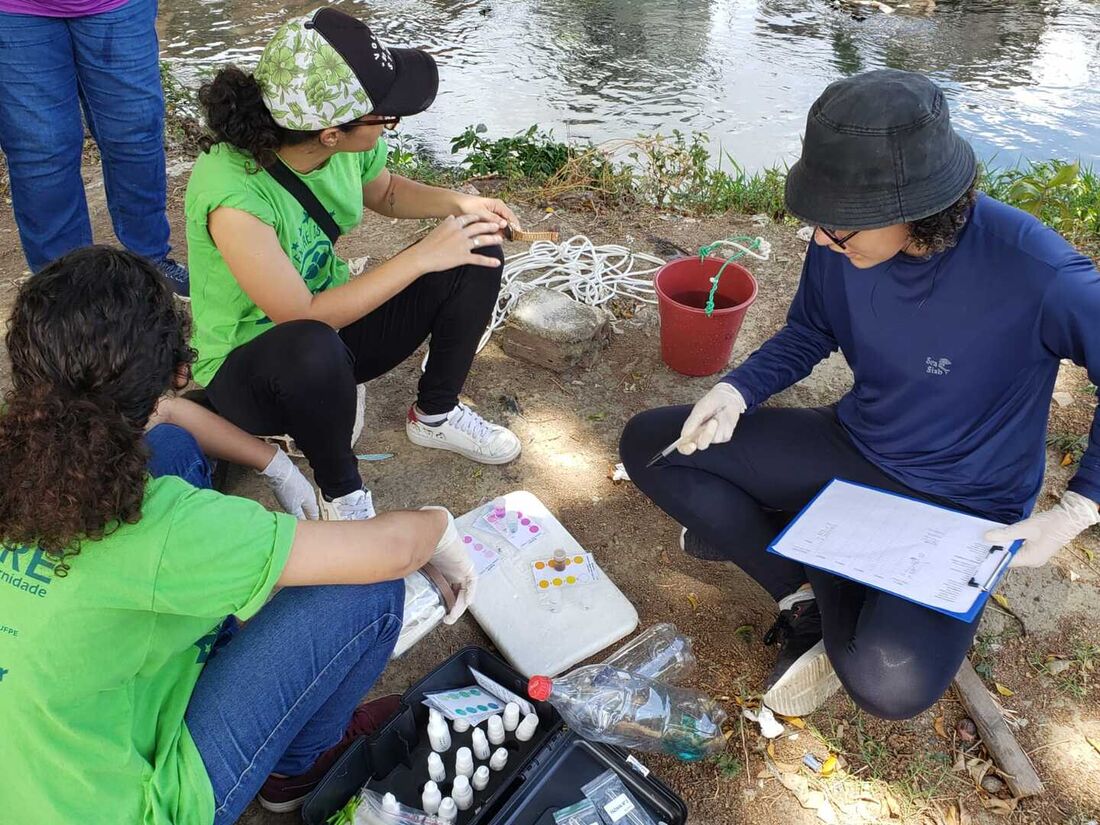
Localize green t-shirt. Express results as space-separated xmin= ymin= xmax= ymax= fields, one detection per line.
xmin=184 ymin=140 xmax=389 ymax=386
xmin=0 ymin=476 xmax=296 ymax=825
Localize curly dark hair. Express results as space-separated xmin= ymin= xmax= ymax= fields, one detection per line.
xmin=907 ymin=179 xmax=978 ymax=254
xmin=198 ymin=66 xmax=358 ymax=168
xmin=0 ymin=247 xmax=194 ymax=575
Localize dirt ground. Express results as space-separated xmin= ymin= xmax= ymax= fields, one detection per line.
xmin=1 ymin=155 xmax=1098 ymax=825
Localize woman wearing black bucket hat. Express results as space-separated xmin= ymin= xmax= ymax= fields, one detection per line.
xmin=184 ymin=8 xmax=523 ymax=523
xmin=621 ymin=70 xmax=1100 ymax=720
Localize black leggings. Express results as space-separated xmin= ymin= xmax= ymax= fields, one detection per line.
xmin=619 ymin=405 xmax=984 ymax=720
xmin=206 ymin=248 xmax=503 ymax=498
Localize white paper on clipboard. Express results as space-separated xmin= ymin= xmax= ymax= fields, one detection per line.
xmin=770 ymin=480 xmax=1012 ymax=617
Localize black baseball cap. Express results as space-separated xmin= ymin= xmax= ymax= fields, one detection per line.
xmin=255 ymin=7 xmax=438 ymax=130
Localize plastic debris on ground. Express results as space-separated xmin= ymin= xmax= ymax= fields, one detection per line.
xmin=610 ymin=463 xmax=631 ymax=483
xmin=357 ymin=453 xmax=394 ymax=462
xmin=744 ymin=705 xmax=785 ymax=738
xmin=529 ymin=662 xmax=727 ymax=761
xmin=600 ymin=623 xmax=695 ymax=682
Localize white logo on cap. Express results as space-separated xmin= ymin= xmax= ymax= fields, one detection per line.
xmin=371 ymin=34 xmax=394 ymax=70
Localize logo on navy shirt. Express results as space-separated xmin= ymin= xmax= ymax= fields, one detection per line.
xmin=926 ymin=356 xmax=952 ymax=376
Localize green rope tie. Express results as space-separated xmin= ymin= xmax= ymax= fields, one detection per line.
xmin=698 ymin=236 xmax=762 ymax=317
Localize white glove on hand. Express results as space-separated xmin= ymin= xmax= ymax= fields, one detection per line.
xmin=678 ymin=382 xmax=748 ymax=455
xmin=985 ymin=490 xmax=1099 ymax=568
xmin=258 ymin=449 xmax=320 ymax=520
xmin=420 ymin=506 xmax=477 ymax=624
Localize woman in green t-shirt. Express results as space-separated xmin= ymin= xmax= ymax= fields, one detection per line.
xmin=185 ymin=8 xmax=524 ymax=521
xmin=0 ymin=246 xmax=477 ymax=822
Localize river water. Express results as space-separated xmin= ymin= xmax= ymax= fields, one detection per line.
xmin=159 ymin=0 xmax=1100 ymax=169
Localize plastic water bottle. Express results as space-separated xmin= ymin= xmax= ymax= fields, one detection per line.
xmin=601 ymin=623 xmax=696 ymax=682
xmin=527 ymin=666 xmax=727 ymax=761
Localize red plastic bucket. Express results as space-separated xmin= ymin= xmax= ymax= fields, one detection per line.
xmin=653 ymin=256 xmax=758 ymax=376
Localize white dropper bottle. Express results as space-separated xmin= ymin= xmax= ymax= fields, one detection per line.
xmin=437 ymin=797 xmax=458 ymax=823
xmin=427 ymin=708 xmax=452 ymax=753
xmin=421 ymin=781 xmax=442 ymax=815
xmin=452 ymin=774 xmax=474 ymax=810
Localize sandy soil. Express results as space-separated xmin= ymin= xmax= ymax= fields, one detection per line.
xmin=1 ymin=154 xmax=1097 ymax=825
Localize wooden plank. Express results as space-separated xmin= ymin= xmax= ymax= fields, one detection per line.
xmin=952 ymin=659 xmax=1044 ymax=798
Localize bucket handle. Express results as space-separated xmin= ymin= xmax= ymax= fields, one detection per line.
xmin=697 ymin=237 xmax=771 ymax=316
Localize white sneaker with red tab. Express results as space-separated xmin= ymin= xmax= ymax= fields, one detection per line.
xmin=405 ymin=403 xmax=521 ymax=464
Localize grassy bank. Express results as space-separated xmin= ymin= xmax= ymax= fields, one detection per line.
xmin=433 ymin=125 xmax=1100 ymax=257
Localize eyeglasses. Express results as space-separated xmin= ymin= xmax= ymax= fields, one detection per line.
xmin=349 ymin=116 xmax=401 ymax=131
xmin=817 ymin=227 xmax=861 ymax=249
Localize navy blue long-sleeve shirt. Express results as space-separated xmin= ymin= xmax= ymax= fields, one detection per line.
xmin=723 ymin=195 xmax=1100 ymax=522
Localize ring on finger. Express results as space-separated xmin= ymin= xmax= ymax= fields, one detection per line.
xmin=472 ymin=236 xmax=481 ymax=248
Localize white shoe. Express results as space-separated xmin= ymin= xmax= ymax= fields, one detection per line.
xmin=405 ymin=403 xmax=521 ymax=465
xmin=762 ymin=639 xmax=841 ymax=717
xmin=320 ymin=488 xmax=376 ymax=521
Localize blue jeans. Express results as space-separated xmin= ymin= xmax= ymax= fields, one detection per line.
xmin=0 ymin=0 xmax=171 ymax=272
xmin=145 ymin=424 xmax=405 ymax=825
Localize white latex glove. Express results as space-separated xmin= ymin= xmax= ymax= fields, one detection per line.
xmin=420 ymin=506 xmax=477 ymax=624
xmin=258 ymin=448 xmax=320 ymax=520
xmin=984 ymin=490 xmax=1099 ymax=568
xmin=678 ymin=382 xmax=748 ymax=455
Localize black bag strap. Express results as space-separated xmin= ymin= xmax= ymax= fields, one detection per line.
xmin=263 ymin=161 xmax=341 ymax=245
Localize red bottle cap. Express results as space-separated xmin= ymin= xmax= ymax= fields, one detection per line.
xmin=528 ymin=675 xmax=553 ymax=701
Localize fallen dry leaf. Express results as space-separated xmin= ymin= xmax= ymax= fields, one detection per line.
xmin=992 ymin=593 xmax=1010 ymax=609
xmin=1062 ymin=452 xmax=1074 ymax=467
xmin=978 ymin=795 xmax=1018 ymax=815
xmin=1087 ymin=735 xmax=1100 ymax=756
xmin=933 ymin=715 xmax=948 ymax=739
xmin=994 ymin=682 xmax=1015 ymax=697
xmin=965 ymin=756 xmax=993 ymax=787
xmin=779 ymin=715 xmax=806 ymax=729
xmin=883 ymin=790 xmax=902 ymax=818
xmin=820 ymin=754 xmax=838 ymax=776
xmin=686 ymin=593 xmax=700 ymax=611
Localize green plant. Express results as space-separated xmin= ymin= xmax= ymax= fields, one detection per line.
xmin=981 ymin=160 xmax=1100 ymax=254
xmin=1048 ymin=433 xmax=1089 ymax=466
xmin=325 ymin=796 xmax=359 ymax=825
xmin=451 ymin=124 xmax=577 ymax=181
xmin=1028 ymin=641 xmax=1098 ymax=699
xmin=388 ymin=134 xmax=454 ymax=186
xmin=715 ymin=752 xmax=743 ymax=779
xmin=971 ymin=633 xmax=998 ymax=681
xmin=159 ymin=60 xmax=204 ymax=151
xmin=897 ymin=751 xmax=961 ymax=802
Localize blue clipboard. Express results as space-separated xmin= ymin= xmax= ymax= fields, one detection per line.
xmin=767 ymin=478 xmax=1021 ymax=623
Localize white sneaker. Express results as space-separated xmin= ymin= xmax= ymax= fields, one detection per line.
xmin=762 ymin=639 xmax=841 ymax=717
xmin=320 ymin=488 xmax=376 ymax=521
xmin=405 ymin=403 xmax=521 ymax=465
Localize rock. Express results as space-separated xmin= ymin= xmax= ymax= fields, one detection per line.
xmin=1047 ymin=658 xmax=1072 ymax=676
xmin=980 ymin=774 xmax=1006 ymax=795
xmin=502 ymin=288 xmax=612 ymax=373
xmin=957 ymin=718 xmax=978 ymax=743
xmin=1052 ymin=391 xmax=1075 ymax=408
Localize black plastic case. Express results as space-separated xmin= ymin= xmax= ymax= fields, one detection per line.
xmin=302 ymin=646 xmax=688 ymax=825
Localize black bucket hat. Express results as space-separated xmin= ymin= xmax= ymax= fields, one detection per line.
xmin=785 ymin=69 xmax=977 ymax=231
xmin=255 ymin=7 xmax=438 ymax=131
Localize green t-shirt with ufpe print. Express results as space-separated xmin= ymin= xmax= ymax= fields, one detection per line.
xmin=0 ymin=476 xmax=296 ymax=825
xmin=184 ymin=140 xmax=389 ymax=386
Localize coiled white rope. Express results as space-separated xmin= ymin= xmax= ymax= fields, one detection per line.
xmin=476 ymin=235 xmax=667 ymax=353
